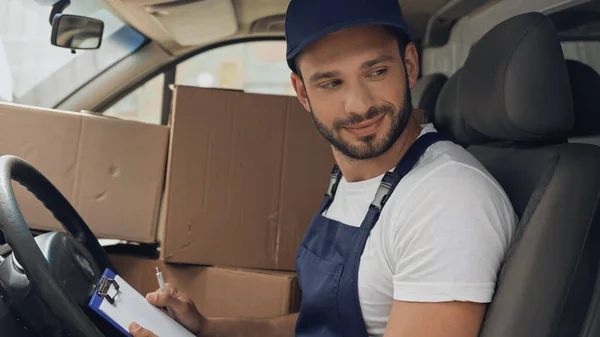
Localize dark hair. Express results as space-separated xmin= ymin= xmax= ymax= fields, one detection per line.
xmin=293 ymin=26 xmax=411 ymax=76
xmin=392 ymin=29 xmax=410 ymax=60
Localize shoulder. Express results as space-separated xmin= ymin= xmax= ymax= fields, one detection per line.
xmin=382 ymin=141 xmax=518 ymax=303
xmin=386 ymin=138 xmax=514 ymax=225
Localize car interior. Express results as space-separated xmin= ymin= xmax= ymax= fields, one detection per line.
xmin=436 ymin=12 xmax=600 ymax=337
xmin=2 ymin=0 xmax=600 ymax=336
xmin=410 ymin=72 xmax=448 ymax=123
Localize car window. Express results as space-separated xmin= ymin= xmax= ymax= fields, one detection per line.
xmin=102 ymin=40 xmax=294 ymax=124
xmin=175 ymin=40 xmax=295 ymax=96
xmin=0 ymin=0 xmax=146 ymax=108
xmin=103 ymin=73 xmax=165 ymax=125
xmin=562 ymin=41 xmax=600 ymax=75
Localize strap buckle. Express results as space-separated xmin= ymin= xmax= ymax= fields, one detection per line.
xmin=371 ymin=172 xmax=401 ymax=211
xmin=326 ymin=165 xmax=342 ymax=198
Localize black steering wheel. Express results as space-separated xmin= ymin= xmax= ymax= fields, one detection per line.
xmin=0 ymin=155 xmax=116 ymax=337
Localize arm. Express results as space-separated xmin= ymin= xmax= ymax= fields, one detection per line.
xmin=383 ymin=163 xmax=516 ymax=337
xmin=383 ymin=301 xmax=486 ymax=337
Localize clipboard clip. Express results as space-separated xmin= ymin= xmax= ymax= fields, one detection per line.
xmin=97 ymin=275 xmax=120 ymax=304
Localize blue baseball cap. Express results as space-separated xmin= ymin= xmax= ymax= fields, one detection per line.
xmin=285 ymin=0 xmax=412 ymax=72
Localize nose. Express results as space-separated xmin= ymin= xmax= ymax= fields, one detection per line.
xmin=344 ymin=81 xmax=376 ymax=115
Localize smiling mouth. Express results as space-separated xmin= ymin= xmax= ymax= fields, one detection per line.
xmin=345 ymin=114 xmax=386 ymax=130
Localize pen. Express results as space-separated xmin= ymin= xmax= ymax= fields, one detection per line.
xmin=156 ymin=267 xmax=174 ymax=317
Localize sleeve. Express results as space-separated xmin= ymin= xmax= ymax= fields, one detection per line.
xmin=389 ymin=162 xmax=517 ymax=303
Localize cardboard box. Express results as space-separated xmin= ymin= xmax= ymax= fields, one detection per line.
xmin=159 ymin=86 xmax=335 ymax=270
xmin=109 ymin=254 xmax=301 ymax=318
xmin=0 ymin=103 xmax=169 ymax=242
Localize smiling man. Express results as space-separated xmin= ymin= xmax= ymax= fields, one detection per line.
xmin=129 ymin=0 xmax=518 ymax=336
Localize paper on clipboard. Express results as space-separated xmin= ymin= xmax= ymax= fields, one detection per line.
xmin=88 ymin=269 xmax=195 ymax=337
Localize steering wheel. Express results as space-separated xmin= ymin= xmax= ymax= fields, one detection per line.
xmin=0 ymin=155 xmax=116 ymax=337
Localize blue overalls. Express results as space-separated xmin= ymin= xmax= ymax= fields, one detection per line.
xmin=295 ymin=132 xmax=450 ymax=337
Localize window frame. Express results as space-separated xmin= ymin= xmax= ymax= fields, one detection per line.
xmin=93 ymin=35 xmax=286 ymax=125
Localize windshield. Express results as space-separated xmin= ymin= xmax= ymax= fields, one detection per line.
xmin=0 ymin=0 xmax=146 ymax=108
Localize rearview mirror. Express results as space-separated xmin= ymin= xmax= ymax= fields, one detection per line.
xmin=51 ymin=14 xmax=104 ymax=50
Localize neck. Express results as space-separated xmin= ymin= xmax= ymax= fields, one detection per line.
xmin=334 ymin=116 xmax=422 ymax=182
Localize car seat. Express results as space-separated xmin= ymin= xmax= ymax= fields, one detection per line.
xmin=566 ymin=59 xmax=600 ymax=145
xmin=411 ymin=73 xmax=447 ymax=123
xmin=433 ymin=68 xmax=474 ymax=146
xmin=434 ymin=12 xmax=600 ymax=337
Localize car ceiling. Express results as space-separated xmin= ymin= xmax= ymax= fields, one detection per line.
xmin=104 ymin=0 xmax=451 ymax=56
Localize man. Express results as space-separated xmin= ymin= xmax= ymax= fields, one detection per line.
xmin=130 ymin=0 xmax=517 ymax=336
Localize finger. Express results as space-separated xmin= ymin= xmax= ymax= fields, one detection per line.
xmin=129 ymin=322 xmax=158 ymax=337
xmin=146 ymin=283 xmax=192 ymax=312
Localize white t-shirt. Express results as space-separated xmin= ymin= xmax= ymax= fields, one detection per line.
xmin=323 ymin=124 xmax=518 ymax=336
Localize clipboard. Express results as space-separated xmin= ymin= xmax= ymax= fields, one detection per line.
xmin=88 ymin=268 xmax=196 ymax=337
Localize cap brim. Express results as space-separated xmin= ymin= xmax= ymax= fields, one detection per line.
xmin=286 ymin=18 xmax=410 ymax=70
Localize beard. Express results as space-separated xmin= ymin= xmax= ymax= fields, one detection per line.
xmin=310 ymin=74 xmax=412 ymax=160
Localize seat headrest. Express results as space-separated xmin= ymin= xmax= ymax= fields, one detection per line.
xmin=411 ymin=73 xmax=448 ymax=123
xmin=434 ymin=69 xmax=488 ymax=145
xmin=437 ymin=12 xmax=574 ymax=145
xmin=566 ymin=59 xmax=600 ymax=137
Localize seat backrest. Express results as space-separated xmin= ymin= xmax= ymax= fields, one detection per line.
xmin=566 ymin=59 xmax=600 ymax=145
xmin=578 ymin=263 xmax=600 ymax=336
xmin=411 ymin=73 xmax=447 ymax=123
xmin=435 ymin=12 xmax=600 ymax=337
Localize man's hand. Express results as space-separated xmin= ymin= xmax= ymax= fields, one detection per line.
xmin=127 ymin=282 xmax=297 ymax=337
xmin=128 ymin=283 xmax=206 ymax=336
xmin=129 ymin=322 xmax=158 ymax=337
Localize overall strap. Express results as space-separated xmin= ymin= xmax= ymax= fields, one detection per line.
xmin=318 ymin=165 xmax=342 ymax=214
xmin=360 ymin=132 xmax=454 ymax=230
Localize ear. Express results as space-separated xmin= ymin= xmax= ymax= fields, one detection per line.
xmin=403 ymin=42 xmax=420 ymax=90
xmin=291 ymin=72 xmax=311 ymax=112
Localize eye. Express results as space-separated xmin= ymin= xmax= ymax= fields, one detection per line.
xmin=369 ymin=68 xmax=388 ymax=77
xmin=320 ymin=80 xmax=342 ymax=89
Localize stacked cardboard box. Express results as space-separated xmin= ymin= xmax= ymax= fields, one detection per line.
xmin=0 ymin=86 xmax=336 ymax=318
xmin=0 ymin=103 xmax=169 ymax=242
xmin=109 ymin=254 xmax=301 ymax=318
xmin=158 ymin=86 xmax=335 ymax=270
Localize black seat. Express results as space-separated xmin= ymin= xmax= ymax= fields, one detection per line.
xmin=433 ymin=68 xmax=477 ymax=146
xmin=565 ymin=60 xmax=600 ymax=337
xmin=434 ymin=12 xmax=600 ymax=337
xmin=411 ymin=73 xmax=447 ymax=123
xmin=566 ymin=59 xmax=600 ymax=145
xmin=580 ymin=272 xmax=600 ymax=336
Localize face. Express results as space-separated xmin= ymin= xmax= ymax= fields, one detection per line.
xmin=291 ymin=26 xmax=420 ymax=160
